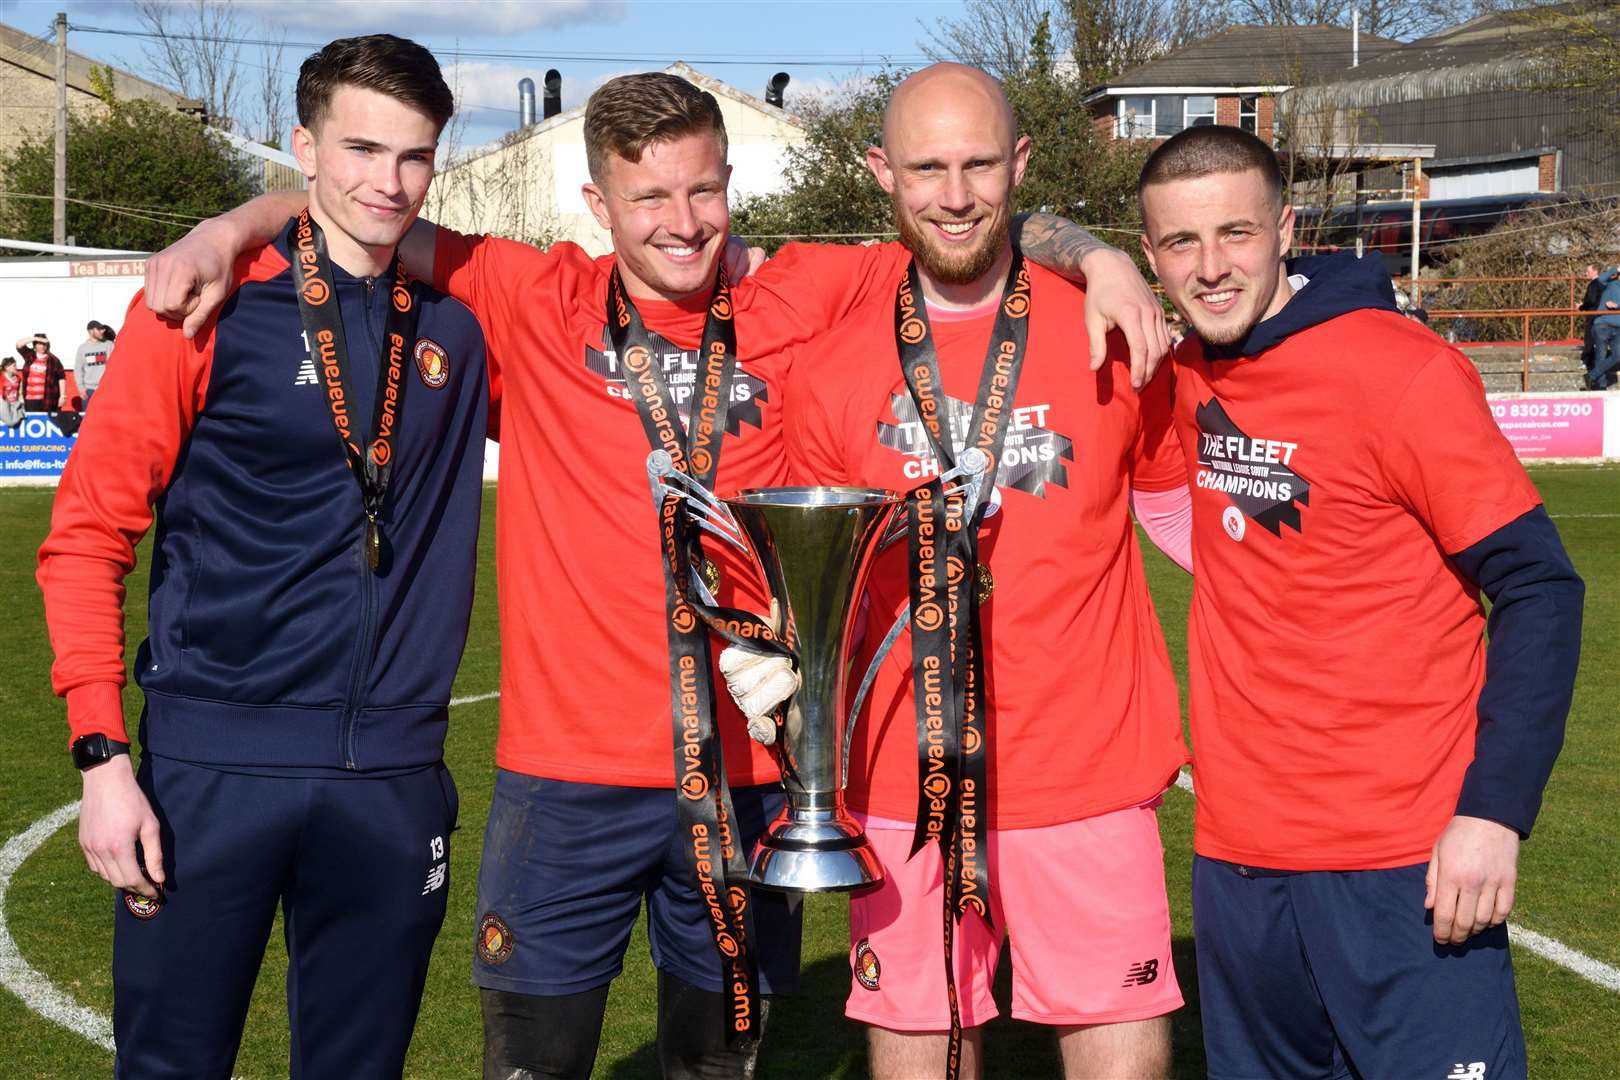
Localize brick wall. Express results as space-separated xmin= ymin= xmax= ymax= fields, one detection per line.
xmin=1092 ymin=105 xmax=1116 ymax=141
xmin=1215 ymin=95 xmax=1239 ymax=127
xmin=0 ymin=61 xmax=113 ymax=160
xmin=1538 ymin=152 xmax=1559 ymax=191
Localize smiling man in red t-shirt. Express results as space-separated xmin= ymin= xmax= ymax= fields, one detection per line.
xmin=1139 ymin=125 xmax=1584 ymax=1080
xmin=771 ymin=64 xmax=1191 ymax=1080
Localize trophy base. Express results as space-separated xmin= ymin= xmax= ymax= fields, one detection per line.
xmin=747 ymin=807 xmax=884 ymax=893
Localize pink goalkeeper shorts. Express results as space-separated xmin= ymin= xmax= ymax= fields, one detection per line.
xmin=845 ymin=801 xmax=1183 ymax=1030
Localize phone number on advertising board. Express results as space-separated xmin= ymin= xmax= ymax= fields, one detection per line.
xmin=1489 ymin=401 xmax=1594 ymax=419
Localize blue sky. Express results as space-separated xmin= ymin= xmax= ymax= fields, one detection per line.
xmin=2 ymin=0 xmax=967 ymax=150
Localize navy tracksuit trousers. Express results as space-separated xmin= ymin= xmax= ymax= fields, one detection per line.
xmin=112 ymin=753 xmax=459 ymax=1079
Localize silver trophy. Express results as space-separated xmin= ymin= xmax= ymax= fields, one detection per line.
xmin=648 ymin=448 xmax=991 ymax=892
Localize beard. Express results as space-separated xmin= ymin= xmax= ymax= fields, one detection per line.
xmin=1184 ymin=309 xmax=1248 ymax=346
xmin=1180 ymin=277 xmax=1279 ymax=347
xmin=893 ymin=191 xmax=1007 ymax=286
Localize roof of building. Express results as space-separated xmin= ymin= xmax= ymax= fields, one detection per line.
xmin=1327 ymin=4 xmax=1600 ymax=82
xmin=1096 ymin=24 xmax=1401 ymax=91
xmin=1297 ymin=4 xmax=1613 ymax=109
xmin=0 ymin=20 xmax=201 ymax=112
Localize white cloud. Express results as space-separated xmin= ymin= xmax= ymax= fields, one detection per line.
xmin=242 ymin=0 xmax=625 ymax=37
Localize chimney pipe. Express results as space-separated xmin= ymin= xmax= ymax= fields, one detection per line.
xmin=765 ymin=72 xmax=790 ymax=108
xmin=1352 ymin=11 xmax=1360 ymax=68
xmin=518 ymin=77 xmax=536 ymax=127
xmin=543 ymin=69 xmax=563 ymax=119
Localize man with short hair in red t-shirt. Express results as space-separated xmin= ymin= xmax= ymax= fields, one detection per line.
xmin=1138 ymin=125 xmax=1584 ymax=1080
xmin=140 ymin=67 xmax=1174 ymax=1080
xmin=769 ymin=64 xmax=1192 ymax=1080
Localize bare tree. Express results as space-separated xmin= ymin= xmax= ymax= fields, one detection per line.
xmin=1225 ymin=0 xmax=1537 ymax=43
xmin=1069 ymin=0 xmax=1229 ymax=85
xmin=257 ymin=30 xmax=290 ymax=148
xmin=424 ymin=58 xmax=560 ymax=249
xmin=134 ymin=0 xmax=244 ymax=129
xmin=1268 ymin=53 xmax=1388 ymax=253
xmin=920 ymin=0 xmax=1224 ymax=85
xmin=920 ymin=0 xmax=1064 ymax=80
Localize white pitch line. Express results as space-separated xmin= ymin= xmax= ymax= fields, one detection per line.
xmin=0 ymin=801 xmax=115 ymax=1052
xmin=1167 ymin=769 xmax=1620 ymax=993
xmin=1511 ymin=926 xmax=1620 ymax=993
xmin=0 ymin=690 xmax=504 ymax=1053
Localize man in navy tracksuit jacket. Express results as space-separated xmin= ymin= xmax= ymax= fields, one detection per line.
xmin=38 ymin=37 xmax=486 ymax=1078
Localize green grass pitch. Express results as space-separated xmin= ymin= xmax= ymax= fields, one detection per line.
xmin=1 ymin=464 xmax=1615 ymax=1078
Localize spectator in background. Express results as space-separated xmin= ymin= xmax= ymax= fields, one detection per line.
xmin=15 ymin=334 xmax=66 ymax=415
xmin=0 ymin=357 xmax=24 ymax=431
xmin=1578 ymin=264 xmax=1602 ymax=381
xmin=1588 ymin=266 xmax=1620 ymax=391
xmin=76 ymin=321 xmax=115 ymax=411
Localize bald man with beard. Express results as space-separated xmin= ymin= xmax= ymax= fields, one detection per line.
xmin=755 ymin=64 xmax=1192 ymax=1079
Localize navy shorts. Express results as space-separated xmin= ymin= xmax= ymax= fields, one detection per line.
xmin=1193 ymin=855 xmax=1526 ymax=1080
xmin=113 ymin=753 xmax=459 ymax=1080
xmin=471 ymin=771 xmax=802 ymax=997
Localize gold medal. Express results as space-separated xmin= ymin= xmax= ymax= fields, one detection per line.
xmin=365 ymin=515 xmax=381 ymax=572
xmin=701 ymin=556 xmax=722 ymax=596
xmin=976 ymin=562 xmax=994 ymax=603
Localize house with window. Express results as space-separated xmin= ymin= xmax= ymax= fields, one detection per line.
xmin=1086 ymin=24 xmax=1400 ymax=143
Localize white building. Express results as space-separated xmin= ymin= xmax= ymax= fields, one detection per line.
xmin=428 ymin=63 xmax=807 ymax=253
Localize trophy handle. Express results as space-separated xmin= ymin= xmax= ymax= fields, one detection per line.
xmin=842 ymin=605 xmax=912 ymax=789
xmin=646 ymin=450 xmax=751 ymax=557
xmin=873 ymin=446 xmax=993 ymax=557
xmin=837 ymin=449 xmax=992 ymax=787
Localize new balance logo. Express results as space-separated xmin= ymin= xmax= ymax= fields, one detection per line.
xmin=294 ymin=355 xmax=318 ymax=386
xmin=1122 ymin=958 xmax=1159 ymax=987
xmin=421 ymin=861 xmax=447 ymax=895
xmin=1447 ymin=1064 xmax=1487 ymax=1080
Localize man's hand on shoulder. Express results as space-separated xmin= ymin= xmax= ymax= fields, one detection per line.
xmin=144 ymin=217 xmax=244 ymax=340
xmin=723 ymin=235 xmax=767 ymax=283
xmin=146 ymin=190 xmax=307 ymax=339
xmin=79 ymin=756 xmax=165 ymax=899
xmin=1425 ymin=814 xmax=1519 ymax=945
xmin=1078 ymin=247 xmax=1171 ymax=391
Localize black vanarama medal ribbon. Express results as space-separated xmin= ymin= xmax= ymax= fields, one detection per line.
xmin=607 ymin=266 xmax=791 ymax=1048
xmin=895 ymin=252 xmax=1032 ymax=1080
xmin=289 ymin=209 xmax=420 ymax=572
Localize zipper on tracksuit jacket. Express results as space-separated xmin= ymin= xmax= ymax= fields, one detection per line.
xmin=339 ymin=276 xmax=386 ymax=770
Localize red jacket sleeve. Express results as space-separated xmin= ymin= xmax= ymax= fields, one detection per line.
xmin=36 ymin=293 xmax=216 ymax=744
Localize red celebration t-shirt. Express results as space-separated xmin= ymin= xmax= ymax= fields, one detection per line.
xmin=1169 ymin=308 xmax=1541 ymax=868
xmin=785 ymin=262 xmax=1189 ymax=828
xmin=434 ymin=231 xmax=909 ymax=786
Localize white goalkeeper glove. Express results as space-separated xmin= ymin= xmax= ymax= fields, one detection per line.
xmin=718 ymin=600 xmax=797 ymax=745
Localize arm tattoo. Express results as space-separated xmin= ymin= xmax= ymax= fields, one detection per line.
xmin=1012 ymin=212 xmax=1114 ymax=280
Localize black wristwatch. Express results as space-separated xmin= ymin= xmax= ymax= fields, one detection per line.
xmin=71 ymin=733 xmax=131 ymax=771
